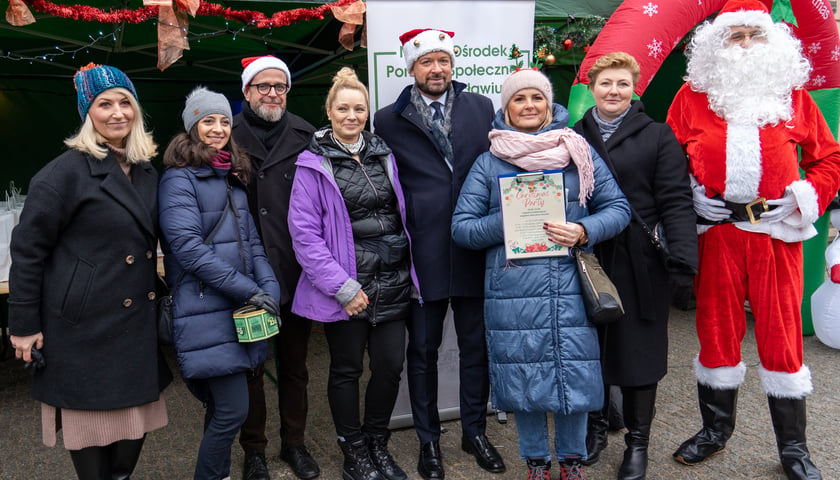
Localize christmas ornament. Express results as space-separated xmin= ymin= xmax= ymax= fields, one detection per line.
xmin=563 ymin=39 xmax=573 ymax=50
xmin=544 ymin=53 xmax=556 ymax=65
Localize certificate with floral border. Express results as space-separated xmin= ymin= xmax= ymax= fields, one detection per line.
xmin=498 ymin=170 xmax=567 ymax=259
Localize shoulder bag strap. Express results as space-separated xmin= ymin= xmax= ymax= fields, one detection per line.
xmin=594 ymin=134 xmax=662 ymax=251
xmin=167 ymin=192 xmax=232 ymax=295
xmin=224 ymin=176 xmax=248 ymax=272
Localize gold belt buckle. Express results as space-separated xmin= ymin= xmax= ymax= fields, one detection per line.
xmin=745 ymin=197 xmax=769 ymax=224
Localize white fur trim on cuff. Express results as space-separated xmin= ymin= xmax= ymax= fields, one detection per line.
xmin=786 ymin=179 xmax=820 ymax=226
xmin=758 ymin=364 xmax=813 ymax=399
xmin=694 ymin=355 xmax=747 ymax=389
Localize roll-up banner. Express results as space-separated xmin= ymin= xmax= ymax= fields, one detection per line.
xmin=366 ymin=0 xmax=536 ymax=115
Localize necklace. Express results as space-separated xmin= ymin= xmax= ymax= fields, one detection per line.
xmin=331 ymin=132 xmax=365 ymax=156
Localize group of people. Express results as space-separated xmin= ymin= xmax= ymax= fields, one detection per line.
xmin=7 ymin=1 xmax=840 ymax=480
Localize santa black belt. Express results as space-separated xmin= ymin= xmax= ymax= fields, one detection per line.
xmin=697 ymin=197 xmax=778 ymax=225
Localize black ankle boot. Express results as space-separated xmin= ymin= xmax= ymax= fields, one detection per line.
xmin=338 ymin=435 xmax=386 ymax=480
xmin=70 ymin=446 xmax=110 ymax=480
xmin=368 ymin=431 xmax=407 ymax=480
xmin=673 ymin=383 xmax=738 ymax=465
xmin=618 ymin=385 xmax=656 ymax=480
xmin=582 ymin=405 xmax=609 ymax=466
xmin=767 ymin=396 xmax=822 ymax=480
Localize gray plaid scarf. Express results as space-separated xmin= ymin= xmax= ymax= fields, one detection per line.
xmin=410 ymin=85 xmax=455 ymax=171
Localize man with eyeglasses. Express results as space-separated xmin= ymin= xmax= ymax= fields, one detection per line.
xmin=666 ymin=1 xmax=840 ymax=478
xmin=232 ymin=55 xmax=319 ymax=480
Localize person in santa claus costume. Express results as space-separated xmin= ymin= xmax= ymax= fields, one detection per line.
xmin=666 ymin=0 xmax=840 ymax=479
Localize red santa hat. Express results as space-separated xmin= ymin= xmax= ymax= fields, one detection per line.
xmin=399 ymin=28 xmax=455 ymax=71
xmin=240 ymin=55 xmax=292 ymax=94
xmin=714 ymin=0 xmax=774 ymax=30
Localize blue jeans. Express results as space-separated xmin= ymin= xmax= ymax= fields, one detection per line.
xmin=194 ymin=373 xmax=249 ymax=480
xmin=514 ymin=411 xmax=587 ymax=462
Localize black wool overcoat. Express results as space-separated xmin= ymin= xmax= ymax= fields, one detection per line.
xmin=9 ymin=148 xmax=171 ymax=409
xmin=575 ymin=101 xmax=698 ymax=386
xmin=233 ymin=111 xmax=315 ymax=305
xmin=373 ymin=81 xmax=494 ymax=301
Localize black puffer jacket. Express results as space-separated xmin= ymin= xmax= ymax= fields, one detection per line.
xmin=309 ymin=130 xmax=411 ymax=325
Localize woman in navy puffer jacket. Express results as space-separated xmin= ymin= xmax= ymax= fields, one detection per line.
xmin=159 ymin=87 xmax=280 ymax=480
xmin=452 ymin=69 xmax=630 ymax=480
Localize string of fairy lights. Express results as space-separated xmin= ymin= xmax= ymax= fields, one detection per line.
xmin=0 ymin=22 xmax=267 ymax=63
xmin=0 ymin=0 xmax=356 ymax=63
xmin=1 ymin=30 xmax=119 ymax=62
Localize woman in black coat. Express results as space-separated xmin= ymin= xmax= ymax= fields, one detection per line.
xmin=8 ymin=64 xmax=170 ymax=480
xmin=573 ymin=52 xmax=698 ymax=480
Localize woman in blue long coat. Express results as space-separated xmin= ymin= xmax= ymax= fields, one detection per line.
xmin=452 ymin=69 xmax=630 ymax=480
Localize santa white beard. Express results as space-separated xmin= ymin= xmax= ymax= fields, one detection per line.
xmin=685 ymin=21 xmax=811 ymax=127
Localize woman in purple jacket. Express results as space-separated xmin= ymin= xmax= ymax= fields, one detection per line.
xmin=288 ymin=67 xmax=419 ymax=480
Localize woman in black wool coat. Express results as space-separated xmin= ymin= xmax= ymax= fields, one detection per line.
xmin=574 ymin=52 xmax=698 ymax=480
xmin=8 ymin=63 xmax=171 ymax=480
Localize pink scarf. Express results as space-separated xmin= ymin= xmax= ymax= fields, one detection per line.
xmin=489 ymin=127 xmax=595 ymax=205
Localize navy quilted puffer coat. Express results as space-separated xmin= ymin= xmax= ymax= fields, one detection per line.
xmin=159 ymin=165 xmax=280 ymax=380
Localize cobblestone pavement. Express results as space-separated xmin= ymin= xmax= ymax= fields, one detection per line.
xmin=2 ymin=306 xmax=839 ymax=479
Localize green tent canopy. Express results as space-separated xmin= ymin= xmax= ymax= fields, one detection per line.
xmin=0 ymin=0 xmax=620 ymax=187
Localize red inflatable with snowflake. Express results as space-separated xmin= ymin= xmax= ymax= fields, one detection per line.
xmin=565 ymin=0 xmax=840 ymax=335
xmin=571 ymin=0 xmax=840 ymax=97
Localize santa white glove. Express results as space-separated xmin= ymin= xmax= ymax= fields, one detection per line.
xmin=761 ymin=191 xmax=799 ymax=224
xmin=693 ymin=184 xmax=732 ymax=222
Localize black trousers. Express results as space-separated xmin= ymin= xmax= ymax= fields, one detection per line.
xmin=239 ymin=302 xmax=313 ymax=452
xmin=405 ymin=297 xmax=489 ymax=444
xmin=324 ymin=317 xmax=406 ymax=437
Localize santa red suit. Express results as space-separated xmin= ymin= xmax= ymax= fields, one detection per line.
xmin=666 ymin=1 xmax=840 ymax=476
xmin=668 ymin=85 xmax=840 ymax=396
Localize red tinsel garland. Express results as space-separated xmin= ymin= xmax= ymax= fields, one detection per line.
xmin=23 ymin=0 xmax=359 ymax=27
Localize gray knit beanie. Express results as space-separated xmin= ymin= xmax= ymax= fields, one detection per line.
xmin=182 ymin=86 xmax=233 ymax=133
xmin=500 ymin=69 xmax=554 ymax=112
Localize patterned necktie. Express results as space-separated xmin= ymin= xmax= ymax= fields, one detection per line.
xmin=431 ymin=101 xmax=444 ymax=122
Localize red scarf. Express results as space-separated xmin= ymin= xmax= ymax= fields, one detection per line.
xmin=210 ymin=149 xmax=231 ymax=170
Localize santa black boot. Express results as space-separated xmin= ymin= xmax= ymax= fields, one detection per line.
xmin=673 ymin=383 xmax=738 ymax=465
xmin=767 ymin=396 xmax=822 ymax=480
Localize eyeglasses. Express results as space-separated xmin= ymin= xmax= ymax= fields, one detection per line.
xmin=727 ymin=30 xmax=766 ymax=44
xmin=250 ymin=83 xmax=289 ymax=95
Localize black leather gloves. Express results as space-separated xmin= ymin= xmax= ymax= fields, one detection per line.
xmin=247 ymin=291 xmax=280 ymax=317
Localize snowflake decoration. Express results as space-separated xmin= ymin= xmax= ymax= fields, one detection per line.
xmin=807 ymin=42 xmax=822 ymax=55
xmin=647 ymin=38 xmax=664 ymax=58
xmin=831 ymin=45 xmax=840 ymax=62
xmin=642 ymin=2 xmax=659 ymax=17
xmin=810 ymin=75 xmax=827 ymax=88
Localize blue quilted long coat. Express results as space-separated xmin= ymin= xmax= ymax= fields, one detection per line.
xmin=452 ymin=105 xmax=630 ymax=414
